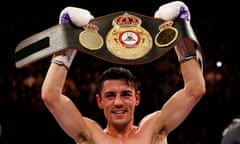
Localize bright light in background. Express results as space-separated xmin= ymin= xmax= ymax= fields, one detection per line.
xmin=216 ymin=60 xmax=222 ymax=68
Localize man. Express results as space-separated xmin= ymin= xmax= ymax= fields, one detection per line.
xmin=41 ymin=1 xmax=206 ymax=143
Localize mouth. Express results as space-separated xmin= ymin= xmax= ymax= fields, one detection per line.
xmin=112 ymin=110 xmax=126 ymax=114
xmin=111 ymin=109 xmax=127 ymax=118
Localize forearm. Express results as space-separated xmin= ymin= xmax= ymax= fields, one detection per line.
xmin=41 ymin=6 xmax=93 ymax=103
xmin=41 ymin=62 xmax=68 ymax=102
xmin=180 ymin=58 xmax=205 ymax=97
xmin=174 ymin=37 xmax=205 ymax=95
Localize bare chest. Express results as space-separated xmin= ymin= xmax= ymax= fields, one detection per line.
xmin=92 ymin=134 xmax=167 ymax=144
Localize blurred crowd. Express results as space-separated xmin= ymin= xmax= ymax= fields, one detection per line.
xmin=0 ymin=42 xmax=239 ymax=143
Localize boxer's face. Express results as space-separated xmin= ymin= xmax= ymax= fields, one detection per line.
xmin=96 ymin=79 xmax=140 ymax=126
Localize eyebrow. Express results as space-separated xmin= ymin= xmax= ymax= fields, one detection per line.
xmin=104 ymin=90 xmax=133 ymax=95
xmin=121 ymin=90 xmax=133 ymax=94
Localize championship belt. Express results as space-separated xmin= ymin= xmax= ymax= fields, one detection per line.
xmin=15 ymin=11 xmax=199 ymax=68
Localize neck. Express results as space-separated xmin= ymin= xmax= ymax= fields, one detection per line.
xmin=104 ymin=125 xmax=138 ymax=139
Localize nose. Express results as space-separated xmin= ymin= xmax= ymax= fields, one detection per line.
xmin=114 ymin=96 xmax=124 ymax=107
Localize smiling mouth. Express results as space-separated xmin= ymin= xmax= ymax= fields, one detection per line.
xmin=111 ymin=109 xmax=128 ymax=117
xmin=113 ymin=110 xmax=126 ymax=114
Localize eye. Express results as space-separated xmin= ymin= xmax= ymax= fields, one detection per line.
xmin=121 ymin=91 xmax=133 ymax=97
xmin=105 ymin=92 xmax=116 ymax=99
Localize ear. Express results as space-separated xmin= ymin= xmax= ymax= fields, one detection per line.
xmin=135 ymin=91 xmax=140 ymax=106
xmin=96 ymin=94 xmax=103 ymax=109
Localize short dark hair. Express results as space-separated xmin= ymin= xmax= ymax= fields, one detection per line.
xmin=96 ymin=67 xmax=139 ymax=95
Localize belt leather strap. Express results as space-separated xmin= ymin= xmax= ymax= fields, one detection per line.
xmin=15 ymin=11 xmax=200 ymax=68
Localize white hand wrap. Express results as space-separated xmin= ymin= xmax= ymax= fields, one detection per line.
xmin=154 ymin=1 xmax=190 ymax=21
xmin=51 ymin=50 xmax=77 ymax=69
xmin=52 ymin=7 xmax=94 ymax=69
xmin=59 ymin=6 xmax=94 ymax=26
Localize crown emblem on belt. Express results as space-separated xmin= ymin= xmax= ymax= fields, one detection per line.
xmin=113 ymin=12 xmax=141 ymax=27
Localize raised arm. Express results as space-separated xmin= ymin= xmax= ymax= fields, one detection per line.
xmin=152 ymin=1 xmax=206 ymax=134
xmin=161 ymin=39 xmax=206 ymax=134
xmin=41 ymin=7 xmax=96 ymax=142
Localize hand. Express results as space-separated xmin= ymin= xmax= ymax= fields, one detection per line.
xmin=52 ymin=7 xmax=94 ymax=69
xmin=154 ymin=1 xmax=203 ymax=70
xmin=153 ymin=1 xmax=193 ymax=62
xmin=59 ymin=7 xmax=94 ymax=26
xmin=154 ymin=1 xmax=190 ymax=21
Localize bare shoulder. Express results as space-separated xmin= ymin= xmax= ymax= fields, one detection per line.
xmin=82 ymin=117 xmax=108 ymax=142
xmin=139 ymin=110 xmax=163 ymax=127
xmin=137 ymin=111 xmax=167 ymax=137
xmin=83 ymin=117 xmax=105 ymax=133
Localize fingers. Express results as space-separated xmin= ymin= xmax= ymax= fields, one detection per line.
xmin=59 ymin=7 xmax=94 ymax=26
xmin=154 ymin=1 xmax=190 ymax=21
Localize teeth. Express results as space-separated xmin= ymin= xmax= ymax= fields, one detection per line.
xmin=114 ymin=110 xmax=124 ymax=114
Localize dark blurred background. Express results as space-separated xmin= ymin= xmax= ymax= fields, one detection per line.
xmin=0 ymin=0 xmax=239 ymax=143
